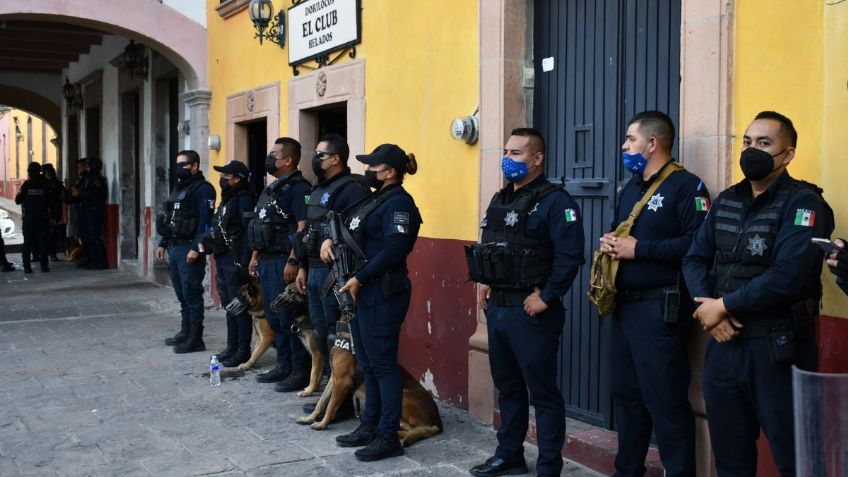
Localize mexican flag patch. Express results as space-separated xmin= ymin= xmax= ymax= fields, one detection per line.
xmin=695 ymin=196 xmax=711 ymax=212
xmin=794 ymin=209 xmax=816 ymax=227
xmin=564 ymin=209 xmax=578 ymax=222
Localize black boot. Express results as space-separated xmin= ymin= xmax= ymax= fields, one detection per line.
xmin=223 ymin=315 xmax=252 ymax=367
xmin=336 ymin=420 xmax=378 ymax=447
xmin=215 ymin=316 xmax=238 ymax=362
xmin=256 ymin=364 xmax=290 ymax=383
xmin=274 ymin=367 xmax=310 ymax=392
xmin=164 ymin=321 xmax=190 ymax=346
xmin=354 ymin=433 xmax=404 ymax=461
xmin=173 ymin=324 xmax=206 ymax=354
xmin=222 ymin=347 xmax=251 ymax=367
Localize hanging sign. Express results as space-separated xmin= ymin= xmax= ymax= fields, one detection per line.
xmin=288 ymin=0 xmax=361 ymax=66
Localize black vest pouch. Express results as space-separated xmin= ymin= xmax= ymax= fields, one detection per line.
xmin=767 ymin=327 xmax=797 ymax=367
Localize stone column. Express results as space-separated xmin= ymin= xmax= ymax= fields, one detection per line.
xmin=182 ymin=89 xmax=212 ymax=166
xmin=468 ymin=0 xmax=530 ymax=425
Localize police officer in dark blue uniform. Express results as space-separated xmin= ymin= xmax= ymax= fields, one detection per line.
xmin=598 ymin=111 xmax=707 ymax=477
xmin=324 ymin=144 xmax=422 ymax=462
xmin=467 ymin=128 xmax=584 ymax=477
xmin=683 ymin=111 xmax=834 ymax=476
xmin=16 ymin=162 xmax=53 ymax=273
xmin=299 ymin=133 xmax=369 ymax=376
xmin=246 ymin=137 xmax=312 ymax=391
xmin=200 ymin=160 xmax=256 ymax=367
xmin=156 ymin=150 xmax=217 ymax=354
xmin=42 ymin=163 xmax=64 ymax=262
xmin=64 ymin=157 xmax=108 ymax=269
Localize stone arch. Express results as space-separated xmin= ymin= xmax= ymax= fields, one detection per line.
xmin=0 ymin=0 xmax=207 ymax=89
xmin=0 ymin=86 xmax=60 ymax=134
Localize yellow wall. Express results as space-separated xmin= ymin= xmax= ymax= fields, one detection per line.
xmin=206 ymin=0 xmax=480 ymax=241
xmin=734 ymin=1 xmax=848 ymax=315
xmin=1 ymin=108 xmax=58 ymax=179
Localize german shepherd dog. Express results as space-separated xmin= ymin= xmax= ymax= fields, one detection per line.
xmin=297 ymin=320 xmax=443 ymax=446
xmin=271 ymin=283 xmax=324 ymax=397
xmin=228 ymin=281 xmax=275 ymax=371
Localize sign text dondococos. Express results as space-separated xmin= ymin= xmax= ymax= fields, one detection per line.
xmin=288 ymin=0 xmax=360 ymax=66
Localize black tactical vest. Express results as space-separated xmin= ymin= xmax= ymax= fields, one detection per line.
xmin=468 ymin=182 xmax=561 ymax=289
xmin=304 ymin=174 xmax=361 ymax=258
xmin=342 ymin=186 xmax=408 ymax=249
xmin=711 ymin=179 xmax=817 ymax=296
xmin=204 ymin=190 xmax=250 ymax=255
xmin=161 ymin=180 xmax=204 ymax=240
xmin=20 ymin=180 xmax=50 ymax=223
xmin=247 ymin=173 xmax=309 ymax=254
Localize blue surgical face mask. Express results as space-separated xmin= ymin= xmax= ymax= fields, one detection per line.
xmin=501 ymin=156 xmax=529 ymax=182
xmin=622 ymin=143 xmax=651 ymax=175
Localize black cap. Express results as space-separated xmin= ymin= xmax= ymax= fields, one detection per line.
xmin=213 ymin=160 xmax=249 ymax=180
xmin=27 ymin=162 xmax=42 ymax=174
xmin=355 ymin=144 xmax=408 ymax=171
xmin=77 ymin=157 xmax=89 ymax=164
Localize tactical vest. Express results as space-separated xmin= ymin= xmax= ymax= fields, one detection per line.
xmin=304 ymin=174 xmax=361 ymax=258
xmin=160 ymin=180 xmax=204 ymax=241
xmin=711 ymin=180 xmax=817 ymax=297
xmin=467 ymin=182 xmax=561 ymax=289
xmin=21 ymin=181 xmax=50 ymax=222
xmin=247 ymin=174 xmax=309 ymax=254
xmin=203 ymin=190 xmax=250 ymax=255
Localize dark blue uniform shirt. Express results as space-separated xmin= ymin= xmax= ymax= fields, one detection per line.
xmin=221 ymin=191 xmax=256 ymax=265
xmin=324 ymin=170 xmax=370 ymax=213
xmin=157 ymin=175 xmax=216 ymax=251
xmin=353 ymin=185 xmax=421 ymax=284
xmin=272 ymin=171 xmax=311 ymax=223
xmin=499 ymin=175 xmax=585 ymax=306
xmin=683 ymin=172 xmax=834 ymax=316
xmin=613 ymin=161 xmax=711 ymax=290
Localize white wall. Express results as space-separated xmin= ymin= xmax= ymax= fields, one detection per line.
xmin=162 ymin=0 xmax=207 ymax=29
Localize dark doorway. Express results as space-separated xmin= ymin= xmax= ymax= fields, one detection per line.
xmin=246 ymin=120 xmax=267 ymax=193
xmin=317 ymin=104 xmax=347 ymax=139
xmin=167 ymin=77 xmax=180 ymax=191
xmin=67 ymin=115 xmax=80 ymax=182
xmin=85 ymin=106 xmax=100 ymax=159
xmin=533 ymin=0 xmax=682 ymax=428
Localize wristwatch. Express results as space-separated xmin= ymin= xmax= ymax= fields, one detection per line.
xmin=286 ymin=257 xmax=298 ymax=266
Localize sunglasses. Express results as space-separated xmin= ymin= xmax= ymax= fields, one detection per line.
xmin=176 ymin=161 xmax=194 ymax=167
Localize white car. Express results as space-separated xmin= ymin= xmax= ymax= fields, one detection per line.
xmin=0 ymin=209 xmax=15 ymax=238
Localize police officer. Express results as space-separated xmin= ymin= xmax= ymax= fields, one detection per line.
xmin=682 ymin=111 xmax=834 ymax=476
xmin=15 ymin=162 xmax=53 ymax=273
xmin=246 ymin=137 xmax=312 ymax=391
xmin=467 ymin=128 xmax=584 ymax=477
xmin=322 ymin=143 xmax=421 ymax=462
xmin=156 ymin=150 xmax=216 ymax=354
xmin=598 ymin=111 xmax=707 ymax=477
xmin=42 ymin=163 xmax=64 ymax=262
xmin=64 ymin=157 xmax=108 ymax=269
xmin=300 ymin=133 xmax=369 ymax=376
xmin=200 ymin=160 xmax=256 ymax=367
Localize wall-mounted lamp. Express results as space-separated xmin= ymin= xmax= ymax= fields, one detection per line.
xmin=450 ymin=107 xmax=480 ymax=145
xmin=61 ymin=78 xmax=83 ymax=111
xmin=248 ymin=0 xmax=285 ymax=48
xmin=208 ymin=134 xmax=221 ymax=151
xmin=122 ymin=40 xmax=149 ymax=80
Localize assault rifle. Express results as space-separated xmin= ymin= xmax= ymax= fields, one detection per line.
xmin=323 ymin=211 xmax=362 ymax=320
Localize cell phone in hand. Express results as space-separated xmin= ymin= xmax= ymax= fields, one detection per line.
xmin=811 ymin=238 xmax=844 ymax=255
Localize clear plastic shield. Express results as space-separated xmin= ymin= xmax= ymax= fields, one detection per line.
xmin=793 ymin=366 xmax=848 ymax=476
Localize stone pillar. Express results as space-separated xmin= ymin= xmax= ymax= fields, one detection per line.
xmin=468 ymin=0 xmax=530 ymax=425
xmin=182 ymin=89 xmax=212 ymax=166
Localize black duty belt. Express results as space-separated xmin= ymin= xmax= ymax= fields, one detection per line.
xmin=490 ymin=289 xmax=532 ymax=307
xmin=737 ymin=318 xmax=814 ymax=341
xmin=259 ymin=251 xmax=287 ymax=259
xmin=308 ymin=257 xmax=328 ymax=268
xmin=618 ymin=286 xmax=670 ymax=304
xmin=169 ymin=238 xmax=194 ymax=246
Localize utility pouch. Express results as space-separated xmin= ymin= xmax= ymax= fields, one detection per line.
xmin=663 ymin=287 xmax=681 ymax=324
xmin=767 ymin=328 xmax=797 ymax=366
xmin=381 ymin=269 xmax=408 ymax=298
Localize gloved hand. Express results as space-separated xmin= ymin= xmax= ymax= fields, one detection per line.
xmin=827 ymin=238 xmax=848 ymax=279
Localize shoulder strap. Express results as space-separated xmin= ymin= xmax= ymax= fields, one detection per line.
xmin=176 ymin=180 xmax=204 ymax=201
xmin=613 ymin=162 xmax=684 ymax=237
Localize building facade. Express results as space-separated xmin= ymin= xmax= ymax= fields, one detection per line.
xmin=0 ymin=108 xmax=58 ymax=200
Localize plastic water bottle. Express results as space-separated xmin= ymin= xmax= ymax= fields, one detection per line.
xmin=209 ymin=355 xmax=221 ymax=386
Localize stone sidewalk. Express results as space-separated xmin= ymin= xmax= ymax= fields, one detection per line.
xmin=0 ymin=262 xmax=602 ymax=477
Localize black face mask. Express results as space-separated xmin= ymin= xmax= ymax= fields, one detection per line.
xmin=312 ymin=153 xmax=329 ymax=180
xmin=265 ymin=155 xmax=279 ymax=175
xmin=176 ymin=166 xmax=192 ymax=180
xmin=364 ymin=170 xmax=384 ymax=190
xmin=740 ymin=147 xmax=785 ymax=181
xmin=219 ymin=177 xmax=232 ymax=190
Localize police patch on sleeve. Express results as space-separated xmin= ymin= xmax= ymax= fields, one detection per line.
xmin=207 ymin=199 xmax=215 ymax=209
xmin=695 ymin=196 xmax=711 ymax=212
xmin=794 ymin=209 xmax=816 ymax=227
xmin=395 ymin=224 xmax=408 ymax=234
xmin=393 ymin=212 xmax=410 ymax=225
xmin=564 ymin=209 xmax=578 ymax=222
